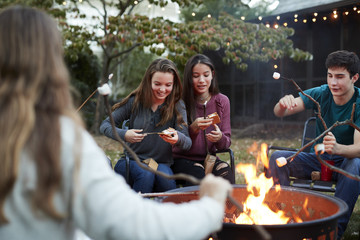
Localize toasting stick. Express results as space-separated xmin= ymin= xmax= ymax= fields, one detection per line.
xmin=203 ymin=100 xmax=208 ymax=154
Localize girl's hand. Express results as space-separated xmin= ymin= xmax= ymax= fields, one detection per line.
xmin=159 ymin=128 xmax=178 ymax=145
xmin=191 ymin=117 xmax=213 ymax=133
xmin=124 ymin=129 xmax=146 ymax=143
xmin=206 ymin=124 xmax=222 ymax=142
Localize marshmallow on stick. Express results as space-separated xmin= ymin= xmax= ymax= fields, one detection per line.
xmin=276 ymin=157 xmax=287 ymax=167
xmin=273 ymin=72 xmax=281 ymax=80
xmin=98 ymin=83 xmax=111 ymax=96
xmin=97 ymin=73 xmax=114 ymax=96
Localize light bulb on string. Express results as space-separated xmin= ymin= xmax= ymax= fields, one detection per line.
xmin=333 ymin=10 xmax=338 ymax=19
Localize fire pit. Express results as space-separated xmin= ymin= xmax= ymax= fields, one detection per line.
xmin=161 ymin=185 xmax=347 ymax=240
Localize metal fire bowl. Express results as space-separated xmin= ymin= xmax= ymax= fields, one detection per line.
xmin=161 ymin=184 xmax=348 ymax=240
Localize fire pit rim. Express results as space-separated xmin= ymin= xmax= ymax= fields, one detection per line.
xmin=163 ymin=184 xmax=348 ymax=228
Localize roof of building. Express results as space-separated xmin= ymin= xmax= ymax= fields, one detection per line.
xmin=272 ymin=0 xmax=359 ymax=15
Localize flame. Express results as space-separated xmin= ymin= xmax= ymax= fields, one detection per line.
xmin=247 ymin=142 xmax=269 ymax=169
xmin=235 ymin=143 xmax=290 ymax=225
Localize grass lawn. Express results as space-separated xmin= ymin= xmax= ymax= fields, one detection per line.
xmin=94 ymin=135 xmax=360 ymax=239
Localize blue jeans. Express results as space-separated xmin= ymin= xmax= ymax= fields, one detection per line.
xmin=114 ymin=158 xmax=176 ymax=193
xmin=266 ymin=150 xmax=360 ymax=239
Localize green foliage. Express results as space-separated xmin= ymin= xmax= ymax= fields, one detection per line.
xmin=65 ymin=51 xmax=101 ymax=128
xmin=179 ymin=0 xmax=273 ymax=22
xmin=109 ymin=49 xmax=157 ymax=100
xmin=0 ymin=0 xmax=53 ymax=9
xmin=137 ymin=13 xmax=312 ymax=71
xmin=0 ymin=0 xmax=312 ymax=132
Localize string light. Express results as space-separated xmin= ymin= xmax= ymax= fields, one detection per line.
xmin=245 ymin=3 xmax=360 ymax=29
xmin=333 ymin=10 xmax=338 ymax=18
xmin=62 ymin=1 xmax=67 ymax=5
xmin=134 ymin=0 xmax=138 ymax=4
xmin=163 ymin=3 xmax=360 ymax=30
xmin=274 ymin=64 xmax=278 ymax=69
xmin=161 ymin=7 xmax=165 ymax=11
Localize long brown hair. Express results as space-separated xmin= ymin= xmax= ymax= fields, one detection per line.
xmin=182 ymin=54 xmax=219 ymax=123
xmin=0 ymin=6 xmax=81 ymax=223
xmin=113 ymin=58 xmax=185 ymax=127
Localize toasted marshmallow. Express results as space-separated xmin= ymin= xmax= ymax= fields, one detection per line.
xmin=314 ymin=143 xmax=325 ymax=155
xmin=276 ymin=157 xmax=287 ymax=167
xmin=273 ymin=72 xmax=281 ymax=80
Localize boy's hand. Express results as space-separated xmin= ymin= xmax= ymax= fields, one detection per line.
xmin=323 ymin=131 xmax=338 ymax=154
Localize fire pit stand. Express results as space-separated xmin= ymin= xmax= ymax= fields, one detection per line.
xmin=161 ymin=185 xmax=348 ymax=240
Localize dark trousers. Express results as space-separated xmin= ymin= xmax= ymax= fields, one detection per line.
xmin=172 ymin=157 xmax=234 ymax=186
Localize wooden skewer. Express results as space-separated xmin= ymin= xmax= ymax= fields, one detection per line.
xmin=140 ymin=191 xmax=198 ymax=198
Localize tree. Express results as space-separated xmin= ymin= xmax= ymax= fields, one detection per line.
xmin=179 ymin=0 xmax=272 ymax=22
xmin=1 ymin=0 xmax=312 ymax=134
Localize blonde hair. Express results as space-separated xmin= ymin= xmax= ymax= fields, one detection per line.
xmin=0 ymin=5 xmax=81 ymax=223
